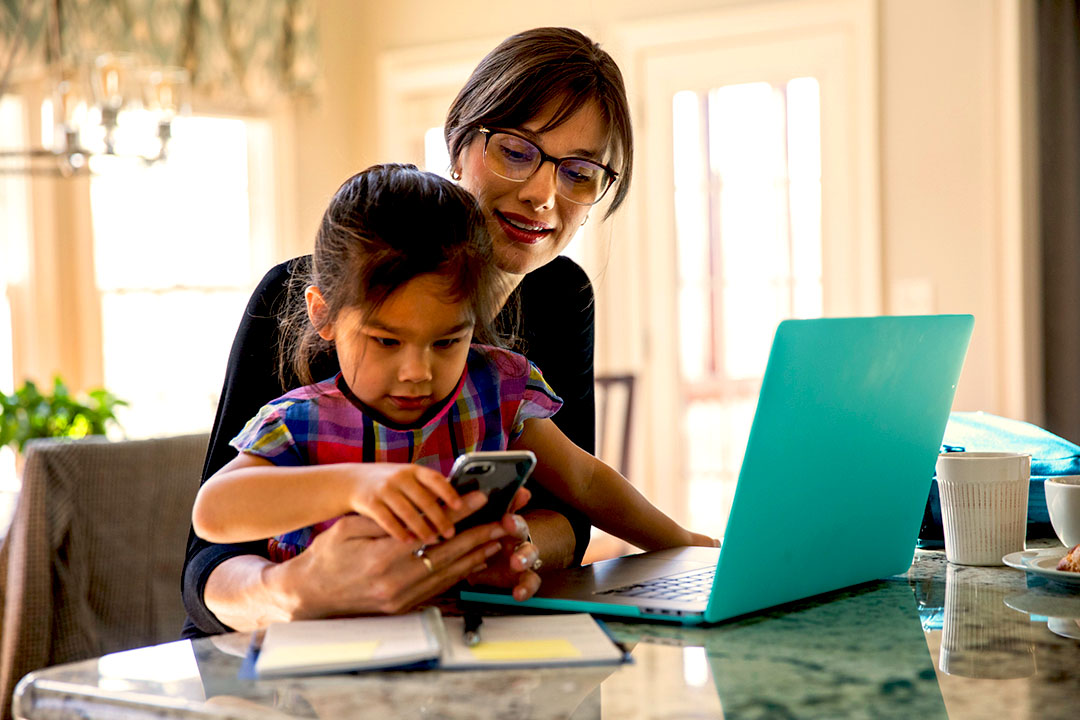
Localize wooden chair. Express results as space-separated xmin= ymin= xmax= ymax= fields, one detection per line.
xmin=594 ymin=374 xmax=635 ymax=477
xmin=0 ymin=433 xmax=207 ymax=720
xmin=585 ymin=375 xmax=636 ymax=564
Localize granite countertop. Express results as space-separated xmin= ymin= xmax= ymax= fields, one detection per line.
xmin=14 ymin=543 xmax=1080 ymax=719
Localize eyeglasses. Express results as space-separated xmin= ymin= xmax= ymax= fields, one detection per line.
xmin=477 ymin=127 xmax=618 ymax=206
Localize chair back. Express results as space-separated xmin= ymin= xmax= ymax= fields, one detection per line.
xmin=0 ymin=433 xmax=207 ymax=719
xmin=595 ymin=374 xmax=635 ymax=477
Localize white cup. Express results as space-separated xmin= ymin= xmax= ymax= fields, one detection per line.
xmin=1045 ymin=476 xmax=1080 ymax=548
xmin=936 ymin=452 xmax=1030 ymax=566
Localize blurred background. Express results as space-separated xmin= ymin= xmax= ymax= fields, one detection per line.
xmin=0 ymin=0 xmax=1069 ymax=543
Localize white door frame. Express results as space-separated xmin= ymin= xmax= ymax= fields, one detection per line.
xmin=377 ymin=37 xmax=502 ymax=165
xmin=610 ymin=0 xmax=881 ymax=520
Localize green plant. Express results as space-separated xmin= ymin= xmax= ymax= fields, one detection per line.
xmin=0 ymin=376 xmax=127 ymax=453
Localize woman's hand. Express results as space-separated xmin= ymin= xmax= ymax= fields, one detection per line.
xmin=204 ymin=486 xmax=558 ymax=629
xmin=462 ymin=486 xmax=578 ymax=602
xmin=206 ymin=490 xmax=507 ymax=628
xmin=464 ymin=512 xmax=543 ymax=601
xmin=281 ymin=490 xmax=509 ymax=619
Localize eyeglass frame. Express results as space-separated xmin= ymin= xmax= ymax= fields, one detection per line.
xmin=475 ymin=126 xmax=619 ymax=206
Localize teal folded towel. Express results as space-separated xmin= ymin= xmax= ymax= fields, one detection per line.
xmin=941 ymin=411 xmax=1080 ymax=476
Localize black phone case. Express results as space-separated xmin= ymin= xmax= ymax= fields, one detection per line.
xmin=449 ymin=452 xmax=536 ymax=531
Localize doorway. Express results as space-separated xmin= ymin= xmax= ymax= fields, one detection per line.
xmin=622 ymin=0 xmax=880 ymax=538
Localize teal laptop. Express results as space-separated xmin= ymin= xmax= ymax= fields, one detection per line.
xmin=461 ymin=314 xmax=974 ymax=625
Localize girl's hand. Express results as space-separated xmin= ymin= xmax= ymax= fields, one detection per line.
xmin=687 ymin=531 xmax=721 ymax=548
xmin=347 ymin=463 xmax=462 ymax=544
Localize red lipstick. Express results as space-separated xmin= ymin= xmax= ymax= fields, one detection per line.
xmin=495 ymin=210 xmax=553 ymax=245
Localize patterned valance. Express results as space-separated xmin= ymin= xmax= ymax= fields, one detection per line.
xmin=1 ymin=0 xmax=320 ymax=106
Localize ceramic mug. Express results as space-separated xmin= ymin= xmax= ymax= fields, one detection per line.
xmin=1045 ymin=476 xmax=1080 ymax=548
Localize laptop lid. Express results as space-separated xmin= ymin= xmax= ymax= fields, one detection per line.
xmin=702 ymin=314 xmax=973 ymax=622
xmin=462 ymin=314 xmax=974 ymax=624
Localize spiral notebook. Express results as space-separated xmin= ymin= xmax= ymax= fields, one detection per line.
xmin=251 ymin=608 xmax=628 ymax=678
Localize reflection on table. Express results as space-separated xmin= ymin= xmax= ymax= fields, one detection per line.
xmin=14 ymin=542 xmax=1080 ymax=719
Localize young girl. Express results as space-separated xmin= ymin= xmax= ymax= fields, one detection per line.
xmin=192 ymin=164 xmax=717 ymax=566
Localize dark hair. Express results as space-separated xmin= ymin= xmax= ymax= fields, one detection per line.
xmin=445 ymin=27 xmax=633 ymax=220
xmin=280 ymin=163 xmax=505 ymax=385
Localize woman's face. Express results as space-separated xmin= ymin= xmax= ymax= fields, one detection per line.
xmin=456 ymin=99 xmax=611 ymax=278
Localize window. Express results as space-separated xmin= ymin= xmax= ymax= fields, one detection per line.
xmin=673 ymin=79 xmax=823 ymax=538
xmin=628 ymin=4 xmax=879 ymax=536
xmin=423 ymin=127 xmax=451 ymax=178
xmin=90 ymin=115 xmax=273 ymax=438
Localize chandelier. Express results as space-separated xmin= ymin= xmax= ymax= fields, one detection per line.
xmin=0 ymin=2 xmax=191 ymax=177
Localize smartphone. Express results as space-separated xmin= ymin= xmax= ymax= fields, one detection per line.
xmin=448 ymin=450 xmax=536 ymax=531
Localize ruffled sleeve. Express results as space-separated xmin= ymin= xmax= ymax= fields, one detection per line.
xmin=229 ymin=400 xmax=306 ymax=466
xmin=510 ymin=359 xmax=564 ymax=441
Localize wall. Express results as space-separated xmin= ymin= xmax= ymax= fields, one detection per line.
xmin=284 ymin=0 xmax=370 ymax=256
xmin=879 ymin=0 xmax=1040 ymax=420
xmin=286 ymin=0 xmax=1040 ymax=422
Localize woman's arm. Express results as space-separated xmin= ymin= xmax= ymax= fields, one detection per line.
xmin=518 ymin=509 xmax=576 ymax=569
xmin=515 ymin=418 xmax=717 ymax=551
xmin=203 ymin=500 xmax=507 ymax=631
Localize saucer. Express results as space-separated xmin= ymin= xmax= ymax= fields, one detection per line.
xmin=1004 ymin=588 xmax=1080 ymax=618
xmin=1002 ymin=549 xmax=1080 ymax=587
xmin=1048 ymin=617 xmax=1080 ymax=640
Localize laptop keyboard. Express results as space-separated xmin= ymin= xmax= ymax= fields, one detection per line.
xmin=596 ymin=565 xmax=715 ymax=603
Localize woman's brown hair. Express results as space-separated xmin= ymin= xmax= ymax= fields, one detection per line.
xmin=279 ymin=163 xmax=505 ymax=385
xmin=445 ymin=27 xmax=633 ymax=220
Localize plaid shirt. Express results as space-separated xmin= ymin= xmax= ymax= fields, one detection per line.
xmin=229 ymin=344 xmax=562 ymax=559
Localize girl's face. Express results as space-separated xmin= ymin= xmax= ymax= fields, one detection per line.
xmin=456 ymin=99 xmax=611 ymax=278
xmin=307 ymin=274 xmax=474 ymax=426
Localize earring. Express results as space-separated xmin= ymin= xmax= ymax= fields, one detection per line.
xmin=580 ymin=215 xmax=590 ymax=227
xmin=451 ymin=169 xmax=461 ymax=181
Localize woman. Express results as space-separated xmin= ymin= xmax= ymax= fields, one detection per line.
xmin=181 ymin=26 xmax=633 ymax=636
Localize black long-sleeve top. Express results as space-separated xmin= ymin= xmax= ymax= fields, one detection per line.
xmin=181 ymin=255 xmax=595 ymax=637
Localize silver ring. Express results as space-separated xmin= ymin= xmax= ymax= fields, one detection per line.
xmin=514 ymin=542 xmax=542 ymax=571
xmin=414 ymin=546 xmax=434 ymax=574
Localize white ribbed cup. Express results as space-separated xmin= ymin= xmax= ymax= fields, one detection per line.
xmin=936 ymin=452 xmax=1030 ymax=566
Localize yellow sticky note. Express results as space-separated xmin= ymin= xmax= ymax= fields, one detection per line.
xmin=269 ymin=640 xmax=379 ymax=667
xmin=468 ymin=638 xmax=581 ymax=661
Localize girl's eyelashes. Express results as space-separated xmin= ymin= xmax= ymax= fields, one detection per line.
xmin=366 ymin=335 xmax=466 ymax=349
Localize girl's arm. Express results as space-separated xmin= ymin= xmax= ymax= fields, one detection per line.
xmin=512 ymin=418 xmax=718 ymax=552
xmin=191 ymin=453 xmax=462 ymax=545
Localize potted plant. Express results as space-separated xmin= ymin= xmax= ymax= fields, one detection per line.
xmin=0 ymin=377 xmax=127 ymax=456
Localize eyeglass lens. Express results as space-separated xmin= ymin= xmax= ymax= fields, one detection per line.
xmin=484 ymin=132 xmax=611 ymax=205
